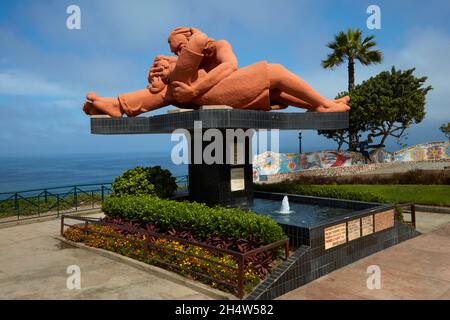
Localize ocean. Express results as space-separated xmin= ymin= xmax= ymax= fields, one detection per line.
xmin=0 ymin=152 xmax=187 ymax=193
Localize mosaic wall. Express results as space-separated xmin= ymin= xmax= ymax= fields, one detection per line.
xmin=253 ymin=141 xmax=450 ymax=180
xmin=389 ymin=141 xmax=450 ymax=162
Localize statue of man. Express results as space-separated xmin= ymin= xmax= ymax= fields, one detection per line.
xmin=83 ymin=27 xmax=350 ymax=117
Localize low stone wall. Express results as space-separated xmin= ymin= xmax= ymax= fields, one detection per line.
xmin=253 ymin=141 xmax=450 ymax=181
xmin=256 ymin=159 xmax=450 ymax=183
xmin=258 ymin=163 xmax=389 ymax=183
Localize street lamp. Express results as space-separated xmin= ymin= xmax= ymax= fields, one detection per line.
xmin=298 ymin=131 xmax=302 ymax=154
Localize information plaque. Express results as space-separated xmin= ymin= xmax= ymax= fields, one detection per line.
xmin=325 ymin=223 xmax=347 ymax=250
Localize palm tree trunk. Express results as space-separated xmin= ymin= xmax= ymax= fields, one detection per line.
xmin=348 ymin=58 xmax=355 ymax=92
xmin=347 ymin=58 xmax=357 ymax=151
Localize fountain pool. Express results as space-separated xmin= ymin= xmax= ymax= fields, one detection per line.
xmin=251 ymin=197 xmax=353 ymax=227
xmin=245 ymin=191 xmax=419 ymax=300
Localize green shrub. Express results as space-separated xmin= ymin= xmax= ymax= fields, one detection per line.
xmin=394 ymin=206 xmax=404 ymax=222
xmin=102 ymin=195 xmax=286 ymax=245
xmin=255 ymin=182 xmax=386 ymax=203
xmin=111 ymin=166 xmax=177 ymax=198
xmin=272 ymin=170 xmax=450 ymax=185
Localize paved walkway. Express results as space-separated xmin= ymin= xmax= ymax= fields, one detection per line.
xmin=1 ymin=211 xmax=449 ymax=300
xmin=279 ymin=216 xmax=450 ymax=300
xmin=0 ymin=214 xmax=212 ymax=299
xmin=407 ymin=211 xmax=450 ymax=234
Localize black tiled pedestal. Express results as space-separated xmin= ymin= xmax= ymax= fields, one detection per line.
xmin=188 ymin=129 xmax=254 ymax=207
xmin=90 ymin=109 xmax=349 ymax=207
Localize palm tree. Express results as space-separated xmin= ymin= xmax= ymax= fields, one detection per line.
xmin=321 ymin=28 xmax=383 ymax=151
xmin=321 ymin=28 xmax=383 ymax=92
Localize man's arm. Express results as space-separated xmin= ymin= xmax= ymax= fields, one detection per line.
xmin=169 ymin=31 xmax=209 ymax=85
xmin=191 ymin=40 xmax=238 ymax=95
xmin=148 ymin=55 xmax=178 ymax=84
xmin=172 ymin=40 xmax=238 ymax=103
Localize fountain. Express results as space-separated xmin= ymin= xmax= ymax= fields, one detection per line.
xmin=278 ymin=195 xmax=294 ymax=214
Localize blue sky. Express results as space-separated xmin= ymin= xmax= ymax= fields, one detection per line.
xmin=0 ymin=0 xmax=449 ymax=156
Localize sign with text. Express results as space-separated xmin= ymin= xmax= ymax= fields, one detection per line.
xmin=230 ymin=167 xmax=245 ymax=191
xmin=324 ymin=223 xmax=347 ymax=250
xmin=362 ymin=215 xmax=374 ymax=236
xmin=374 ymin=210 xmax=395 ymax=232
xmin=347 ymin=218 xmax=361 ymax=241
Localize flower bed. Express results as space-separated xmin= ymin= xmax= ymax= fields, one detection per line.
xmin=62 ymin=216 xmax=289 ymax=298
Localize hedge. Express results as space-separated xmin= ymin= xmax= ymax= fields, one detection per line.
xmin=102 ymin=195 xmax=286 ymax=245
xmin=111 ymin=166 xmax=177 ymax=198
xmin=271 ymin=170 xmax=450 ymax=185
xmin=255 ymin=182 xmax=386 ymax=203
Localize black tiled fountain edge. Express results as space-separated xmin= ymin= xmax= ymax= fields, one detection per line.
xmin=245 ymin=246 xmax=310 ymax=300
xmin=245 ymin=221 xmax=420 ymax=300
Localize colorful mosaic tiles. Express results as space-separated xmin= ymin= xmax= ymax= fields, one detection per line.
xmin=253 ymin=141 xmax=450 ymax=179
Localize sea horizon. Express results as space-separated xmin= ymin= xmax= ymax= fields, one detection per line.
xmin=0 ymin=151 xmax=187 ymax=193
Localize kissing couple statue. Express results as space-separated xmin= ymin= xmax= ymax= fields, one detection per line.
xmin=83 ymin=27 xmax=350 ymax=117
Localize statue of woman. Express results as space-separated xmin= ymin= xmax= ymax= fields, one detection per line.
xmin=83 ymin=27 xmax=350 ymax=117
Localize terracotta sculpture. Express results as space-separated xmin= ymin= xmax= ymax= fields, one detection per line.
xmin=83 ymin=27 xmax=350 ymax=117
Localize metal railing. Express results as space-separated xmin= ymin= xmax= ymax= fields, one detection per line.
xmin=61 ymin=214 xmax=290 ymax=299
xmin=0 ymin=176 xmax=188 ymax=224
xmin=0 ymin=183 xmax=112 ymax=224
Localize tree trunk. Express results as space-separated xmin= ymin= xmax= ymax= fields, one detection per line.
xmin=348 ymin=133 xmax=358 ymax=151
xmin=348 ymin=58 xmax=355 ymax=93
xmin=379 ymin=124 xmax=393 ymax=147
xmin=337 ymin=134 xmax=343 ymax=150
xmin=347 ymin=58 xmax=357 ymax=150
xmin=380 ymin=132 xmax=389 ymax=147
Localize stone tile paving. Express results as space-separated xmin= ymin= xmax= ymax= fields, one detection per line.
xmin=279 ymin=218 xmax=450 ymax=300
xmin=0 ymin=214 xmax=212 ymax=300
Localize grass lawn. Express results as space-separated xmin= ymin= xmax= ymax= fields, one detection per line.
xmin=331 ymin=185 xmax=450 ymax=207
xmin=256 ymin=183 xmax=450 ymax=207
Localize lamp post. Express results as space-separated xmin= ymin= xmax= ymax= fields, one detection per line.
xmin=298 ymin=131 xmax=303 ymax=154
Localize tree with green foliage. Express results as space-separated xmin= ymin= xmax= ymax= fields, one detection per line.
xmin=318 ymin=67 xmax=432 ymax=149
xmin=321 ymin=28 xmax=383 ymax=92
xmin=321 ymin=28 xmax=383 ymax=150
xmin=112 ymin=166 xmax=177 ymax=198
xmin=440 ymin=123 xmax=450 ymax=140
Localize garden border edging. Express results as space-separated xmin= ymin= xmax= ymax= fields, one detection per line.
xmin=415 ymin=205 xmax=450 ymax=214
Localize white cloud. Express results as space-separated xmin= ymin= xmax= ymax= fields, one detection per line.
xmin=0 ymin=70 xmax=75 ymax=97
xmin=393 ymin=28 xmax=450 ymax=121
xmin=288 ymin=27 xmax=450 ymax=148
xmin=301 ymin=68 xmax=349 ymax=99
xmin=0 ymin=1 xmax=448 ymax=152
xmin=296 ymin=27 xmax=450 ymax=122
